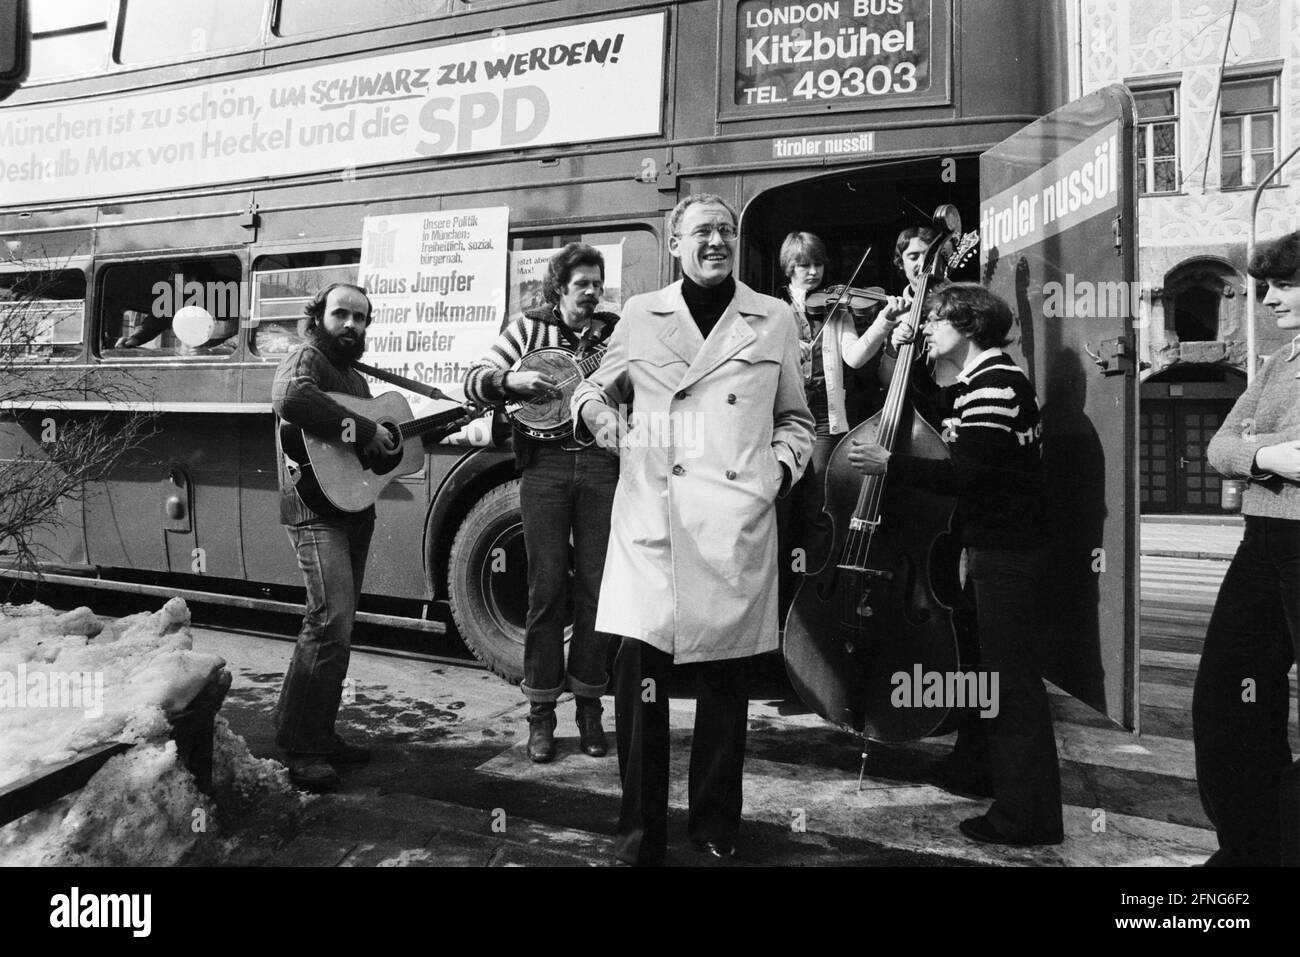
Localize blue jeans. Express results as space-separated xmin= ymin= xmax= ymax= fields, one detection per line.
xmin=274 ymin=514 xmax=374 ymax=754
xmin=518 ymin=444 xmax=618 ymax=702
xmin=1193 ymin=516 xmax=1300 ymax=865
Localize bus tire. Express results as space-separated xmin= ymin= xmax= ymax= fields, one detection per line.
xmin=446 ymin=479 xmax=535 ymax=684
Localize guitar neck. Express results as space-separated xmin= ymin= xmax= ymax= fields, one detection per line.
xmin=396 ymin=407 xmax=466 ymax=440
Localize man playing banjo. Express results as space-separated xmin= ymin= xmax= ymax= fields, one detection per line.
xmin=464 ymin=243 xmax=620 ymax=762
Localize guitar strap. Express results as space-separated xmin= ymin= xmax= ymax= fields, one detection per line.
xmin=352 ymin=360 xmax=453 ymax=402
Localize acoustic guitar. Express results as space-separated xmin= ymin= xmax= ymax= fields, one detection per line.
xmin=280 ymin=391 xmax=470 ymax=513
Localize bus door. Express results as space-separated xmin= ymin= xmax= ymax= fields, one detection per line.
xmin=980 ymin=84 xmax=1140 ymax=730
xmin=85 ymin=242 xmax=249 ymax=582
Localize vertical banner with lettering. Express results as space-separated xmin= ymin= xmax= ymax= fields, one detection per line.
xmin=358 ymin=206 xmax=509 ymax=403
xmin=722 ymin=0 xmax=950 ymax=119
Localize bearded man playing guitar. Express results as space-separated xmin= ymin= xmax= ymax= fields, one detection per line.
xmin=464 ymin=243 xmax=620 ymax=762
xmin=272 ymin=283 xmax=398 ymax=791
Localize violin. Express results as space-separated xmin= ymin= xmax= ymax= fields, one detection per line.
xmin=782 ymin=207 xmax=981 ymax=743
xmin=804 ymin=284 xmax=891 ymax=324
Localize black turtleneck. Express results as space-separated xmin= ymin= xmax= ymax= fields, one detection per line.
xmin=681 ymin=274 xmax=736 ymax=340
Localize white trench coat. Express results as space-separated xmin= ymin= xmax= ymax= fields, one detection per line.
xmin=572 ymin=280 xmax=815 ymax=663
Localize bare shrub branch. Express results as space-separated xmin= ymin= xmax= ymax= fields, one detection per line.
xmin=1 ymin=255 xmax=157 ymax=594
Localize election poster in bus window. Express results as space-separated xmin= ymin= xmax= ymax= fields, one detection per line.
xmin=733 ymin=0 xmax=942 ymax=111
xmin=507 ymin=244 xmax=623 ymax=323
xmin=358 ymin=206 xmax=509 ymax=406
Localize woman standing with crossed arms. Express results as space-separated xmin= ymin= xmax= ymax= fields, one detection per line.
xmin=1195 ymin=231 xmax=1300 ymax=866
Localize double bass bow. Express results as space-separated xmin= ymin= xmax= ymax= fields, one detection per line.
xmin=782 ymin=206 xmax=980 ymax=741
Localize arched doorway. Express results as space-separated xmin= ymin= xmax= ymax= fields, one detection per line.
xmin=1140 ymin=364 xmax=1246 ymax=514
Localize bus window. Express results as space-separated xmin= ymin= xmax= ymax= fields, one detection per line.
xmin=275 ymin=0 xmax=448 ymax=37
xmin=28 ymin=0 xmax=108 ymax=82
xmin=0 ymin=267 xmax=86 ymax=361
xmin=1 ymin=0 xmax=25 ymax=83
xmin=249 ymin=251 xmax=360 ymax=358
xmin=507 ymin=228 xmax=658 ymax=324
xmin=98 ymin=255 xmax=243 ymax=359
xmin=116 ymin=0 xmax=266 ymax=66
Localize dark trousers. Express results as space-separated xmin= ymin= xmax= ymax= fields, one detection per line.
xmin=612 ymin=637 xmax=751 ymax=865
xmin=948 ymin=545 xmax=1064 ymax=840
xmin=274 ymin=514 xmax=374 ymax=754
xmin=518 ymin=444 xmax=618 ymax=703
xmin=1193 ymin=516 xmax=1300 ymax=866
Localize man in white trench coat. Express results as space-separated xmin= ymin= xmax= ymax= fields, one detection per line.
xmin=573 ymin=193 xmax=815 ymax=865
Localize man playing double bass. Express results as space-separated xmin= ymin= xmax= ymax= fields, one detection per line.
xmin=850 ymin=283 xmax=1064 ymax=847
xmin=464 ymin=243 xmax=620 ymax=762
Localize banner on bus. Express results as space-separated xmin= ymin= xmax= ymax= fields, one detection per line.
xmin=0 ymin=12 xmax=666 ymax=205
xmin=358 ymin=206 xmax=509 ymax=405
xmin=722 ymin=0 xmax=950 ymax=118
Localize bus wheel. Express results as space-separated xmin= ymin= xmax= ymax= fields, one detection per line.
xmin=446 ymin=480 xmax=531 ymax=683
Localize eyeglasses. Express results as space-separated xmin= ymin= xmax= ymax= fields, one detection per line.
xmin=677 ymin=224 xmax=738 ymax=243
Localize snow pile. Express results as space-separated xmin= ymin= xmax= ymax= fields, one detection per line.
xmin=0 ymin=598 xmax=305 ymax=866
xmin=0 ymin=741 xmax=211 ymax=866
xmin=0 ymin=597 xmax=223 ymax=788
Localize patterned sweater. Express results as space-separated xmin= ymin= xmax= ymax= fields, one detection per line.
xmin=888 ymin=349 xmax=1047 ymax=548
xmin=1207 ymin=335 xmax=1300 ymax=520
xmin=273 ymin=341 xmax=376 ymax=525
xmin=464 ymin=305 xmax=618 ymax=468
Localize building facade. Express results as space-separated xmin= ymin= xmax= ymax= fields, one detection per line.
xmin=1075 ymin=0 xmax=1298 ymax=512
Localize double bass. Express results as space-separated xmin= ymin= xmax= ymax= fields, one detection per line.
xmin=782 ymin=206 xmax=980 ymax=742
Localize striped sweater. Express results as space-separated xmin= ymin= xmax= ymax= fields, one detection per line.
xmin=1207 ymin=335 xmax=1300 ymax=520
xmin=464 ymin=305 xmax=619 ymax=467
xmin=888 ymin=349 xmax=1046 ymax=548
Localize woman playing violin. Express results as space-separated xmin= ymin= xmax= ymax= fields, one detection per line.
xmin=778 ymin=231 xmax=900 ymax=576
xmin=849 ymin=283 xmax=1064 ymax=847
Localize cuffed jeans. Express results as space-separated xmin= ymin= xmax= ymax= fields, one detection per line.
xmin=612 ymin=638 xmax=752 ymax=866
xmin=518 ymin=444 xmax=618 ymax=703
xmin=274 ymin=514 xmax=373 ymax=754
xmin=1193 ymin=516 xmax=1300 ymax=866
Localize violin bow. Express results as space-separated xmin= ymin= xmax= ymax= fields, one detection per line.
xmin=807 ymin=245 xmax=873 ymax=350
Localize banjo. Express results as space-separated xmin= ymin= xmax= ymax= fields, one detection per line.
xmin=504 ymin=344 xmax=608 ymax=441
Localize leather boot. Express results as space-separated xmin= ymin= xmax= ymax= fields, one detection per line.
xmin=527 ymin=702 xmax=557 ymax=763
xmin=575 ymin=696 xmax=608 ymax=757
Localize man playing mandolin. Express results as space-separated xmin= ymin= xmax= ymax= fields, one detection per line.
xmin=464 ymin=243 xmax=620 ymax=762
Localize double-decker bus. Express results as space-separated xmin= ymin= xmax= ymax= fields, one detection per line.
xmin=0 ymin=0 xmax=1143 ymax=730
